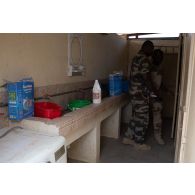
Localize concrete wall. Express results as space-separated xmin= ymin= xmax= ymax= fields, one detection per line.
xmin=0 ymin=33 xmax=128 ymax=129
xmin=0 ymin=33 xmax=127 ymax=87
xmin=181 ymin=34 xmax=195 ymax=162
xmin=183 ymin=67 xmax=195 ymax=162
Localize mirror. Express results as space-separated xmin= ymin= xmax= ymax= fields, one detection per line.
xmin=67 ymin=34 xmax=84 ymax=76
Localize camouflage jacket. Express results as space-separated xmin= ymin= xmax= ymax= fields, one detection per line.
xmin=129 ymin=52 xmax=152 ymax=98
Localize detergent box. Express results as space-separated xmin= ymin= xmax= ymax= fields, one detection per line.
xmin=7 ymin=78 xmax=34 ymax=121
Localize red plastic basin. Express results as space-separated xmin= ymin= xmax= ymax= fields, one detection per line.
xmin=34 ymin=102 xmax=63 ymax=119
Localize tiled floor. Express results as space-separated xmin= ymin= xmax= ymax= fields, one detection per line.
xmin=68 ymin=119 xmax=175 ymax=163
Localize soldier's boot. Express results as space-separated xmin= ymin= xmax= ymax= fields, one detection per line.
xmin=154 ymin=133 xmax=165 ymax=145
xmin=122 ymin=137 xmax=151 ymax=151
xmin=134 ymin=143 xmax=151 ymax=151
xmin=122 ymin=137 xmax=135 ymax=145
xmin=124 ymin=126 xmax=134 ymax=139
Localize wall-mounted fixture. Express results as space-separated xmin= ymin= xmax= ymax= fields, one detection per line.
xmin=127 ymin=33 xmax=180 ymax=40
xmin=67 ymin=34 xmax=84 ymax=76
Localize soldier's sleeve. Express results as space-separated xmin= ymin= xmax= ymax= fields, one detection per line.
xmin=140 ymin=58 xmax=151 ymax=74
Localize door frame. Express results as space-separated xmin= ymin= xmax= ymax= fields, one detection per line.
xmin=174 ymin=33 xmax=195 ymax=162
xmin=171 ymin=34 xmax=183 ymax=139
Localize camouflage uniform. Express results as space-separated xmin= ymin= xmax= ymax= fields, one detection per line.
xmin=125 ymin=52 xmax=151 ymax=143
xmin=151 ymin=67 xmax=163 ymax=139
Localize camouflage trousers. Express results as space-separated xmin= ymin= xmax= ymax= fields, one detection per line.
xmin=126 ymin=96 xmax=149 ymax=143
xmin=152 ymin=100 xmax=162 ymax=137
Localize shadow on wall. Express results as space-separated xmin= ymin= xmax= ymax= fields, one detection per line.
xmin=161 ymin=53 xmax=178 ymax=118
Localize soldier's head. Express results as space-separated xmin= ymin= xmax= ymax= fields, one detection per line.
xmin=141 ymin=40 xmax=154 ymax=56
xmin=152 ymin=49 xmax=164 ymax=66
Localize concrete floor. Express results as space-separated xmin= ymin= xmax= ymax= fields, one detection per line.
xmin=69 ymin=119 xmax=175 ymax=163
xmin=100 ymin=118 xmax=174 ymax=163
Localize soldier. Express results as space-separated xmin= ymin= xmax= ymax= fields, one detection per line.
xmin=150 ymin=49 xmax=164 ymax=145
xmin=122 ymin=40 xmax=155 ymax=150
xmin=151 ymin=49 xmax=174 ymax=145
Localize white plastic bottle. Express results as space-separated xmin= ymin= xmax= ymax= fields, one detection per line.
xmin=93 ymin=80 xmax=101 ymax=104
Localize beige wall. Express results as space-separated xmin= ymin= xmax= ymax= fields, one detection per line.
xmin=183 ymin=71 xmax=195 ymax=162
xmin=181 ymin=34 xmax=195 ymax=162
xmin=0 ymin=33 xmax=127 ymax=87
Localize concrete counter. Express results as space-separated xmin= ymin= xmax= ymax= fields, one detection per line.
xmin=21 ymin=94 xmax=129 ymax=162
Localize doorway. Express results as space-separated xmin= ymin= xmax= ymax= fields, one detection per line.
xmin=101 ymin=34 xmax=183 ymax=162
